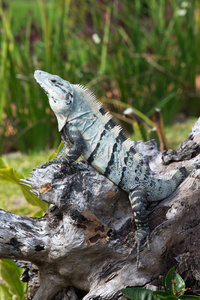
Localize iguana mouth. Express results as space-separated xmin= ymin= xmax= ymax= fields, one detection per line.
xmin=34 ymin=70 xmax=49 ymax=93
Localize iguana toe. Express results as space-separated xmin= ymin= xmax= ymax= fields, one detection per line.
xmin=130 ymin=228 xmax=150 ymax=268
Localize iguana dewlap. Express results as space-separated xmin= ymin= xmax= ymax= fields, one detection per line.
xmin=34 ymin=70 xmax=196 ymax=267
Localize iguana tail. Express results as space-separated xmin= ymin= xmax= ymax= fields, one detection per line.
xmin=147 ymin=164 xmax=198 ymax=201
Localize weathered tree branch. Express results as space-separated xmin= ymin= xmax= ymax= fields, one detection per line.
xmin=1 ymin=119 xmax=200 ymax=299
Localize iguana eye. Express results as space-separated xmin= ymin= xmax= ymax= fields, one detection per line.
xmin=66 ymin=92 xmax=72 ymax=100
xmin=49 ymin=79 xmax=57 ymax=84
xmin=65 ymin=92 xmax=73 ymax=104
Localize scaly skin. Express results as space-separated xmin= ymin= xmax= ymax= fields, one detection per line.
xmin=34 ymin=70 xmax=197 ymax=267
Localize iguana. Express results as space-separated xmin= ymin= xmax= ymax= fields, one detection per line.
xmin=34 ymin=70 xmax=197 ymax=266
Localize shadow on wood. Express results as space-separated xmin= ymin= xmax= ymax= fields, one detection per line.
xmin=1 ymin=119 xmax=200 ymax=299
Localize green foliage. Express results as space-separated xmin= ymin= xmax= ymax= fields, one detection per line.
xmin=47 ymin=141 xmax=63 ymax=161
xmin=162 ymin=266 xmax=186 ymax=297
xmin=121 ymin=287 xmax=155 ymax=300
xmin=0 ymin=157 xmax=48 ymax=212
xmin=0 ymin=148 xmax=60 ymax=299
xmin=0 ymin=152 xmax=54 ymax=299
xmin=0 ymin=259 xmax=27 ymax=299
xmin=0 ymin=0 xmax=199 ymax=154
xmin=121 ymin=267 xmax=200 ymax=300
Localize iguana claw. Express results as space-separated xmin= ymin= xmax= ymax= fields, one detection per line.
xmin=38 ymin=158 xmax=69 ymax=169
xmin=130 ymin=228 xmax=150 ymax=268
xmin=38 ymin=160 xmax=54 ymax=169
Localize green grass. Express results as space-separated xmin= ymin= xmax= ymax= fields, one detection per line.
xmin=165 ymin=117 xmax=198 ymax=149
xmin=0 ymin=0 xmax=199 ymax=155
xmin=9 ymin=0 xmax=40 ymax=31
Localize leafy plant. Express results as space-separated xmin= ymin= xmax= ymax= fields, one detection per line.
xmin=0 ymin=153 xmax=55 ymax=299
xmin=0 ymin=145 xmax=64 ymax=299
xmin=0 ymin=259 xmax=27 ymax=300
xmin=0 ymin=157 xmax=48 ymax=213
xmin=153 ymin=267 xmax=200 ymax=300
xmin=121 ymin=267 xmax=200 ymax=300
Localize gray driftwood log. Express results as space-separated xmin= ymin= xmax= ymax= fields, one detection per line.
xmin=1 ymin=119 xmax=200 ymax=300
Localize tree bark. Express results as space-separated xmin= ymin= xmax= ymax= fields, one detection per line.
xmin=1 ymin=119 xmax=200 ymax=299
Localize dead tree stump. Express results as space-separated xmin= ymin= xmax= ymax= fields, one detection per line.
xmin=1 ymin=119 xmax=200 ymax=299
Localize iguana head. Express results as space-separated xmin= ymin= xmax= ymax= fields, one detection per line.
xmin=34 ymin=70 xmax=74 ymax=131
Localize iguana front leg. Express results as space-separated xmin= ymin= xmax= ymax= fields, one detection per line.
xmin=40 ymin=125 xmax=85 ymax=168
xmin=129 ymin=187 xmax=150 ymax=267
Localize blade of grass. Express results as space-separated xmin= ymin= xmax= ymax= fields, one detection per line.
xmin=99 ymin=5 xmax=111 ymax=75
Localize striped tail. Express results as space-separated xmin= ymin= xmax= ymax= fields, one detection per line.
xmin=148 ymin=164 xmax=197 ymax=201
